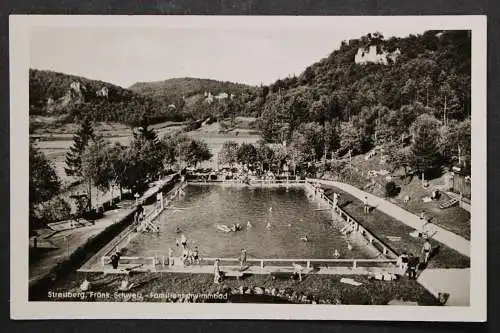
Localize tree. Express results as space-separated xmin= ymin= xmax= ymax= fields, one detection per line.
xmin=82 ymin=136 xmax=112 ymax=192
xmin=30 ymin=143 xmax=60 ymax=231
xmin=439 ymin=118 xmax=471 ymax=171
xmin=324 ymin=120 xmax=340 ymax=159
xmin=64 ymin=117 xmax=95 ymax=177
xmin=410 ymin=114 xmax=441 ymax=177
xmin=339 ymin=122 xmax=364 ymax=155
xmin=271 ymin=144 xmax=288 ymax=174
xmin=30 ymin=143 xmax=60 ymax=205
xmin=287 ymin=133 xmax=308 ymax=173
xmin=219 ymin=141 xmax=239 ymax=167
xmin=120 ymin=135 xmax=168 ymax=193
xmin=160 ymin=135 xmax=179 ymax=170
xmin=297 ymin=122 xmax=325 ymax=162
xmin=134 ymin=117 xmax=159 ymax=143
xmin=107 ymin=143 xmax=128 ymax=199
xmin=386 ymin=145 xmax=414 ymax=183
xmin=256 ymin=142 xmax=274 ymax=173
xmin=438 ymin=74 xmax=461 ymax=126
xmin=182 ymin=139 xmax=212 ymax=168
xmin=260 ymin=94 xmax=287 ymax=143
xmin=237 ymin=143 xmax=258 ymax=167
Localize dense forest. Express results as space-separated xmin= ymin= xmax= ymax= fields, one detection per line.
xmin=259 ymin=30 xmax=470 ymax=142
xmin=253 ymin=30 xmax=471 ymax=173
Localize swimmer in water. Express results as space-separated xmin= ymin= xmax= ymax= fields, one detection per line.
xmin=247 ymin=221 xmax=252 ymax=229
xmin=300 ymin=235 xmax=309 ymax=242
xmin=266 ymin=221 xmax=272 ymax=230
xmin=333 ymin=249 xmax=340 ymax=258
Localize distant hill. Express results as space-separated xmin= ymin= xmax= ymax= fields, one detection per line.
xmin=130 ymin=77 xmax=255 ymax=102
xmin=29 ymin=69 xmax=184 ymax=127
xmin=129 ymin=77 xmax=261 ymax=118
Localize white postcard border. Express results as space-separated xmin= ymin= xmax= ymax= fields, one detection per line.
xmin=10 ymin=15 xmax=487 ymax=321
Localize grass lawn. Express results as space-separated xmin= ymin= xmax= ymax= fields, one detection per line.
xmin=391 ymin=176 xmax=470 ymax=240
xmin=322 ymin=186 xmax=470 ymax=269
xmin=40 ymin=271 xmax=440 ymax=306
xmin=331 ymin=150 xmax=470 ymax=241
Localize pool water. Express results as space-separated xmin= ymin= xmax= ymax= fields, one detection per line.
xmin=126 ymin=185 xmax=375 ymax=260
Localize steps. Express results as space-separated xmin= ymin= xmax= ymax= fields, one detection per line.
xmin=439 ymin=198 xmax=459 ymax=209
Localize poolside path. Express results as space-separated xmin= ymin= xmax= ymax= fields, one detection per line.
xmin=417 ymin=268 xmax=470 ymax=306
xmin=313 ymin=179 xmax=470 ymax=257
xmin=29 ymin=175 xmax=176 ymax=287
xmin=79 ymin=263 xmax=399 ymax=276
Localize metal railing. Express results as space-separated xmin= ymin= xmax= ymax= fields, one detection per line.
xmin=201 ymin=257 xmax=396 ymax=269
xmin=304 ymin=179 xmax=398 ymax=258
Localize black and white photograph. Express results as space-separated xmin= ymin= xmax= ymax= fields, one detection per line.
xmin=10 ymin=15 xmax=486 ymax=320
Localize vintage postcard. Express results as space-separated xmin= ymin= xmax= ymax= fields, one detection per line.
xmin=10 ymin=15 xmax=486 ymax=320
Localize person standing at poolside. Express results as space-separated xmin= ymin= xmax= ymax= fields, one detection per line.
xmin=168 ymin=247 xmax=174 ymax=266
xmin=180 ymin=233 xmax=187 ymax=248
xmin=363 ymin=196 xmax=369 ymax=214
xmin=214 ymin=259 xmax=222 ymax=284
xmin=407 ymin=255 xmax=419 ymax=279
xmin=333 ymin=192 xmax=339 ymax=208
xmin=239 ymin=249 xmax=247 ymax=270
xmin=292 ymin=262 xmax=303 ymax=281
xmin=422 ymin=239 xmax=432 ymax=263
xmin=192 ymin=246 xmax=200 ymax=265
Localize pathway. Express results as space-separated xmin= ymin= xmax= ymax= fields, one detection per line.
xmin=29 ymin=205 xmax=135 ymax=286
xmin=313 ymin=179 xmax=470 ymax=257
xmin=29 ymin=175 xmax=177 ymax=286
xmin=417 ymin=268 xmax=470 ymax=306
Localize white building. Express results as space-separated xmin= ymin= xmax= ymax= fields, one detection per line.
xmin=354 ymin=45 xmax=401 ymax=65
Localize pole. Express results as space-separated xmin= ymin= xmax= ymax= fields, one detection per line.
xmin=64 ymin=236 xmax=69 ymax=258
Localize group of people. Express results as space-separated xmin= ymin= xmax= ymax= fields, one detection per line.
xmin=396 ymin=239 xmax=432 ymax=280
xmin=213 ymin=249 xmax=248 ymax=284
xmin=172 ymin=231 xmax=200 ymax=265
xmin=231 ymin=223 xmax=243 ymax=232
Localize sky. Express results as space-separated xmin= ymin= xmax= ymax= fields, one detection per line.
xmin=30 ymin=25 xmax=428 ymax=88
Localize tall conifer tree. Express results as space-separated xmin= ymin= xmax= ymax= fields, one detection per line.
xmin=65 ymin=117 xmax=95 ymax=178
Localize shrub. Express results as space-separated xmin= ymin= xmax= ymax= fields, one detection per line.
xmin=385 ymin=181 xmax=399 ymax=197
xmin=35 ymin=197 xmax=72 ymax=223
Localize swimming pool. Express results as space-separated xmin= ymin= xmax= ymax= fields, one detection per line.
xmin=125 ymin=185 xmax=376 ymax=260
